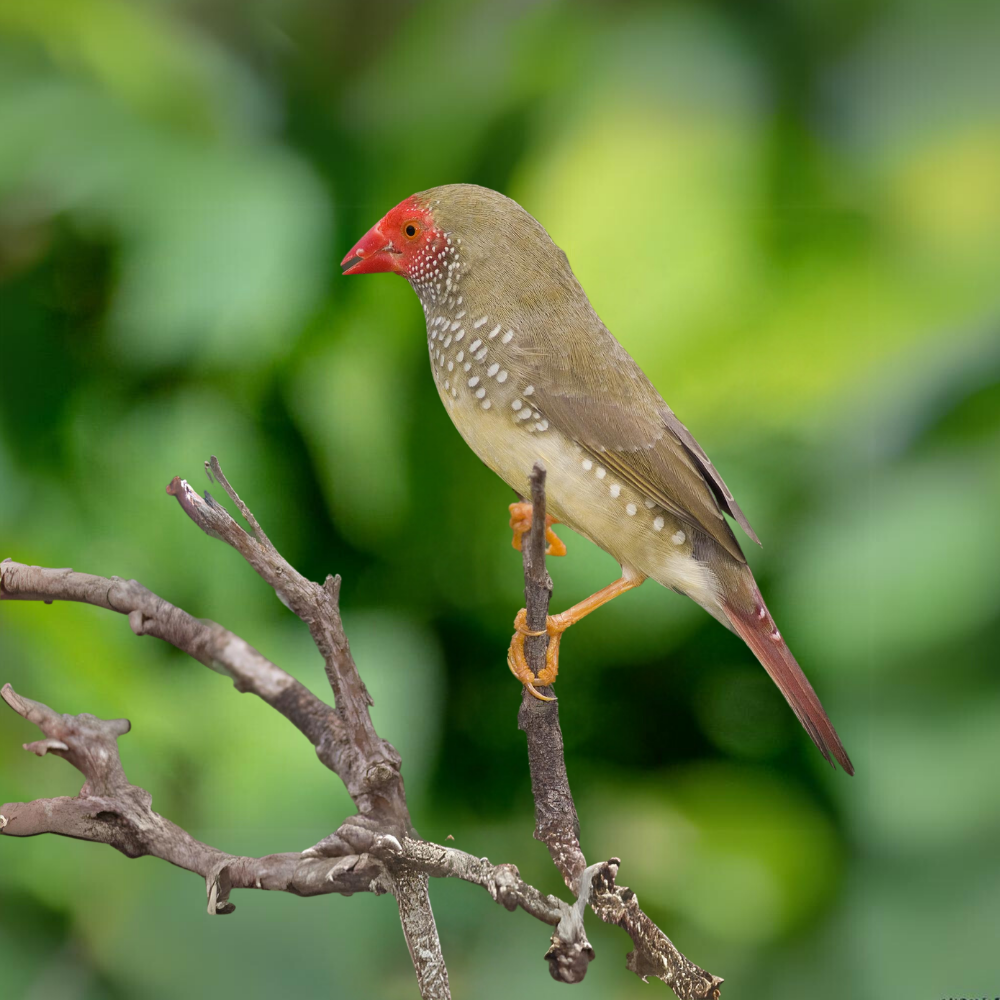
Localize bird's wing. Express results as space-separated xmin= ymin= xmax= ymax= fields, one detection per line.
xmin=514 ymin=326 xmax=758 ymax=563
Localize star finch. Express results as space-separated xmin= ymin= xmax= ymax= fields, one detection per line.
xmin=343 ymin=184 xmax=852 ymax=775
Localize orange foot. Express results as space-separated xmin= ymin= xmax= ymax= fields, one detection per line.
xmin=506 ymin=608 xmax=565 ymax=702
xmin=508 ymin=501 xmax=567 ymax=557
xmin=506 ymin=576 xmax=643 ymax=702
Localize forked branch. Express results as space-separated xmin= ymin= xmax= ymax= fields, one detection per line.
xmin=0 ymin=457 xmax=722 ymax=999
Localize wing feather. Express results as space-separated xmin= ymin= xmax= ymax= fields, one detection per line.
xmin=509 ymin=321 xmax=757 ymax=562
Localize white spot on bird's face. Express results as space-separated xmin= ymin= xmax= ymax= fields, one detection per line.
xmin=596 ymin=467 xmax=606 ymax=479
xmin=455 ymin=330 xmax=464 ymax=342
xmin=496 ymin=370 xmax=508 ymax=383
xmin=523 ymin=385 xmax=534 ymax=396
xmin=654 ymin=516 xmax=664 ymax=531
xmin=535 ymin=419 xmax=548 ymax=431
xmin=609 ymin=484 xmax=621 ymax=498
xmin=456 ymin=351 xmax=464 ymax=362
xmin=469 ymin=339 xmax=482 ymax=352
xmin=644 ymin=499 xmax=656 ymax=509
xmin=671 ymin=530 xmax=685 ymax=545
xmin=464 ymin=362 xmax=471 ymax=372
xmin=626 ymin=503 xmax=637 ymax=516
xmin=450 ymin=321 xmax=461 ymax=331
xmin=474 ymin=316 xmax=488 ymax=329
xmin=447 ymin=361 xmax=453 ymax=371
xmin=455 ymin=310 xmax=466 ymax=319
xmin=482 ymin=399 xmax=491 ymax=409
xmin=468 ymin=376 xmax=479 ymax=387
xmin=517 ymin=408 xmax=533 ymax=421
xmin=501 ymin=329 xmax=514 ymax=344
xmin=512 ymin=399 xmax=522 ymax=410
xmin=487 ymin=363 xmax=499 ymax=377
xmin=582 ymin=459 xmax=592 ymax=471
xmin=475 ymin=347 xmax=488 ymax=361
xmin=476 ymin=387 xmax=486 ymax=398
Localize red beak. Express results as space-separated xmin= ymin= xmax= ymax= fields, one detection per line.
xmin=341 ymin=220 xmax=404 ymax=276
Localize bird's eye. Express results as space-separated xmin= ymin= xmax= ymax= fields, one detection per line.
xmin=404 ymin=222 xmax=419 ymax=239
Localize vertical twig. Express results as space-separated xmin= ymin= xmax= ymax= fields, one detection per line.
xmin=517 ymin=463 xmax=587 ymax=890
xmin=393 ymin=871 xmax=451 ymax=999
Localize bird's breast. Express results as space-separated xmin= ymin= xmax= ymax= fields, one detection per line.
xmin=424 ymin=309 xmax=540 ymax=482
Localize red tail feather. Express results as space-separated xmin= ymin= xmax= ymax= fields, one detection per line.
xmin=725 ymin=599 xmax=853 ymax=775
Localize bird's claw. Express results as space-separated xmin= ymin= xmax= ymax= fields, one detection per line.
xmin=508 ymin=502 xmax=567 ymax=557
xmin=506 ymin=608 xmax=565 ymax=701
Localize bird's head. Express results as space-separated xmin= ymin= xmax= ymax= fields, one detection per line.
xmin=340 ymin=194 xmax=443 ymax=278
xmin=342 ymin=184 xmax=579 ymax=310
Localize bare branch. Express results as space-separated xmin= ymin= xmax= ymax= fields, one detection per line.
xmin=0 ymin=681 xmax=567 ymax=941
xmin=167 ymin=464 xmax=410 ymax=832
xmin=390 ymin=837 xmax=566 ymax=926
xmin=2 ymin=457 xmax=727 ymax=998
xmin=589 ymin=859 xmax=723 ymax=995
xmin=0 ymin=684 xmax=386 ymax=909
xmin=515 ymin=463 xmax=724 ymax=998
xmin=0 ymin=559 xmax=344 ymax=776
xmin=392 ymin=871 xmax=451 ymax=999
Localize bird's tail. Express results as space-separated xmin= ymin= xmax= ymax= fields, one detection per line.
xmin=723 ymin=591 xmax=854 ymax=775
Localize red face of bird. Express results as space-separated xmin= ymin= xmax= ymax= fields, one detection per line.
xmin=341 ymin=195 xmax=443 ymax=277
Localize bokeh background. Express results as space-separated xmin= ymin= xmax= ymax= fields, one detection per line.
xmin=2 ymin=1 xmax=999 ymax=997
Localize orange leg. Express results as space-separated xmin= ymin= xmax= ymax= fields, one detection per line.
xmin=507 ymin=576 xmax=643 ymax=700
xmin=509 ymin=501 xmax=567 ymax=557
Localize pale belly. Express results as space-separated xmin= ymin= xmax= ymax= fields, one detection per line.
xmin=436 ymin=380 xmax=723 ymax=616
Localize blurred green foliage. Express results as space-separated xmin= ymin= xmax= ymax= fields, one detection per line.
xmin=2 ymin=1 xmax=999 ymax=997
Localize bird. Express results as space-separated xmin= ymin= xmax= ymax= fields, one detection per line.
xmin=342 ymin=183 xmax=853 ymax=775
